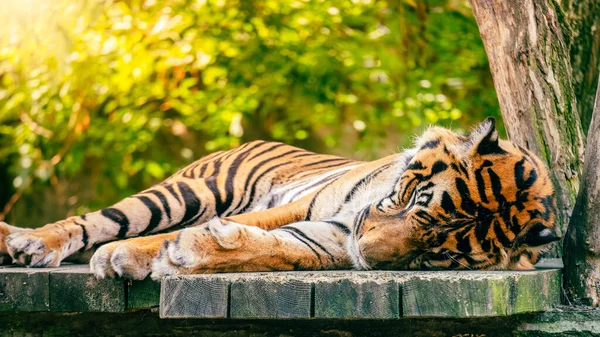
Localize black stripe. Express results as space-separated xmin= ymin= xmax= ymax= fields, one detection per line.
xmin=279 ymin=228 xmax=322 ymax=259
xmin=287 ymin=170 xmax=348 ymax=202
xmin=324 ymin=220 xmax=351 ymax=235
xmin=458 ymin=161 xmax=470 ymax=178
xmin=146 ymin=190 xmax=172 ymax=220
xmin=514 ymin=158 xmax=537 ymax=190
xmin=400 ymin=177 xmax=420 ymax=204
xmin=74 ymin=221 xmax=88 ymax=252
xmin=304 ymin=161 xmax=353 ymax=171
xmin=493 ymin=219 xmax=512 ymax=247
xmin=301 ymin=158 xmax=350 ymax=168
xmin=487 ymin=168 xmax=507 ymax=207
xmin=238 ymin=161 xmax=291 ymax=214
xmin=406 ymin=161 xmax=425 ymax=171
xmin=441 ymin=191 xmax=456 ymax=214
xmin=416 ymin=192 xmax=433 ymax=207
xmin=222 ymin=142 xmax=265 ymax=216
xmin=420 ymin=139 xmax=441 ymax=150
xmin=430 ymin=160 xmax=448 ymax=175
xmin=289 ymin=152 xmax=318 ymax=159
xmin=101 ymin=208 xmax=130 ymax=239
xmin=304 ymin=178 xmax=339 ymax=221
xmin=281 ymin=226 xmax=334 ymax=260
xmin=136 ymin=196 xmax=163 ymax=236
xmin=474 ymin=160 xmax=493 ymax=203
xmin=176 ymin=181 xmax=202 ymax=225
xmin=179 ymin=206 xmax=207 ymax=229
xmin=455 ymin=227 xmax=472 ymax=253
xmin=353 ymin=207 xmax=371 ymax=237
xmin=455 ymin=178 xmax=477 ymax=214
xmin=246 ymin=142 xmax=287 ymax=161
xmin=182 ymin=162 xmax=201 ymax=179
xmin=233 ymin=149 xmax=302 ymax=214
xmin=198 ymin=162 xmax=210 ymax=177
xmin=163 ymin=184 xmax=182 ymax=204
xmin=204 ymin=159 xmax=225 ymax=215
xmin=343 ymin=163 xmax=393 ymax=204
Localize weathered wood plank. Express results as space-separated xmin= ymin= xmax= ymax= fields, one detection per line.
xmin=161 ymin=266 xmax=562 ymax=319
xmin=313 ymin=272 xmax=403 ymax=319
xmin=127 ymin=278 xmax=161 ymax=310
xmin=512 ymin=269 xmax=561 ymax=314
xmin=49 ymin=265 xmax=125 ymax=312
xmin=402 ymin=267 xmax=562 ymax=317
xmin=402 ymin=272 xmax=512 ymax=317
xmin=160 ymin=275 xmax=228 ymax=319
xmin=0 ymin=266 xmax=50 ymax=312
xmin=230 ymin=275 xmax=312 ymax=319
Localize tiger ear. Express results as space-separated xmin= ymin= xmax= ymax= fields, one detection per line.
xmin=468 ymin=117 xmax=506 ymax=155
xmin=521 ymin=223 xmax=561 ymax=247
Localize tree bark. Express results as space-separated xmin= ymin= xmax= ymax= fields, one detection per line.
xmin=562 ymin=0 xmax=600 ymax=133
xmin=563 ymin=78 xmax=600 ymax=306
xmin=469 ymin=0 xmax=587 ymax=256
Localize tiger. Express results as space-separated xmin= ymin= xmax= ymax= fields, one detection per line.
xmin=0 ymin=117 xmax=559 ymax=280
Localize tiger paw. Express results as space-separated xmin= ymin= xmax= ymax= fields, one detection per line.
xmin=150 ymin=225 xmax=216 ymax=279
xmin=5 ymin=231 xmax=62 ymax=267
xmin=90 ymin=232 xmax=176 ymax=279
xmin=90 ymin=242 xmax=153 ymax=280
xmin=150 ymin=219 xmax=262 ymax=279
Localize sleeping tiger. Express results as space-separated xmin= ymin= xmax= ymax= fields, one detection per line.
xmin=0 ymin=117 xmax=559 ymax=279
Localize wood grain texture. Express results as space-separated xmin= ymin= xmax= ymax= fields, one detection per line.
xmin=563 ymin=76 xmax=600 ymax=306
xmin=49 ymin=265 xmax=125 ymax=313
xmin=402 ymin=269 xmax=561 ymax=317
xmin=160 ymin=276 xmax=228 ymax=318
xmin=0 ymin=262 xmax=562 ymax=317
xmin=230 ymin=278 xmax=312 ymax=319
xmin=314 ymin=278 xmax=399 ymax=319
xmin=160 ymin=264 xmax=560 ymax=319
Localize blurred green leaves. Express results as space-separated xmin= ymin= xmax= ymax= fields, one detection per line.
xmin=0 ymin=0 xmax=500 ymax=222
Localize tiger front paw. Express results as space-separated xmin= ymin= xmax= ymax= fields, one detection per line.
xmin=90 ymin=242 xmax=153 ymax=280
xmin=5 ymin=230 xmax=62 ymax=267
xmin=90 ymin=232 xmax=176 ymax=279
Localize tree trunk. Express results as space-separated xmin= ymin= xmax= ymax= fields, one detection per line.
xmin=469 ymin=0 xmax=587 ymax=256
xmin=562 ymin=0 xmax=600 ymax=134
xmin=563 ymin=78 xmax=600 ymax=306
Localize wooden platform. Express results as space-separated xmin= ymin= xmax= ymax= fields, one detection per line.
xmin=0 ymin=260 xmax=562 ymax=319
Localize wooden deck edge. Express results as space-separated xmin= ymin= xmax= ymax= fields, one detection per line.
xmin=0 ymin=259 xmax=562 ymax=318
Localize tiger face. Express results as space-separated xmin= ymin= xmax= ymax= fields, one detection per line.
xmin=356 ymin=117 xmax=559 ymax=270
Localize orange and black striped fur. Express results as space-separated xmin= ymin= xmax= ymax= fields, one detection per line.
xmin=0 ymin=118 xmax=559 ymax=279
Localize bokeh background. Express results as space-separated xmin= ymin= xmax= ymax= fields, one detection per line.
xmin=0 ymin=0 xmax=501 ymax=227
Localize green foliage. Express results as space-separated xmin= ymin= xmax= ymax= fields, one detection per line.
xmin=0 ymin=0 xmax=500 ymax=223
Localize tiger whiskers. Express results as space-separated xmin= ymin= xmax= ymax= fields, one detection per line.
xmin=445 ymin=252 xmax=472 ymax=270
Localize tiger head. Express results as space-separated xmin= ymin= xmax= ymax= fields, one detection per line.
xmin=355 ymin=117 xmax=559 ymax=270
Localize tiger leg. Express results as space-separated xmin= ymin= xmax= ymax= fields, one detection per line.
xmin=150 ymin=218 xmax=352 ymax=279
xmin=88 ymin=195 xmax=314 ymax=279
xmin=5 ymin=178 xmax=221 ymax=268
